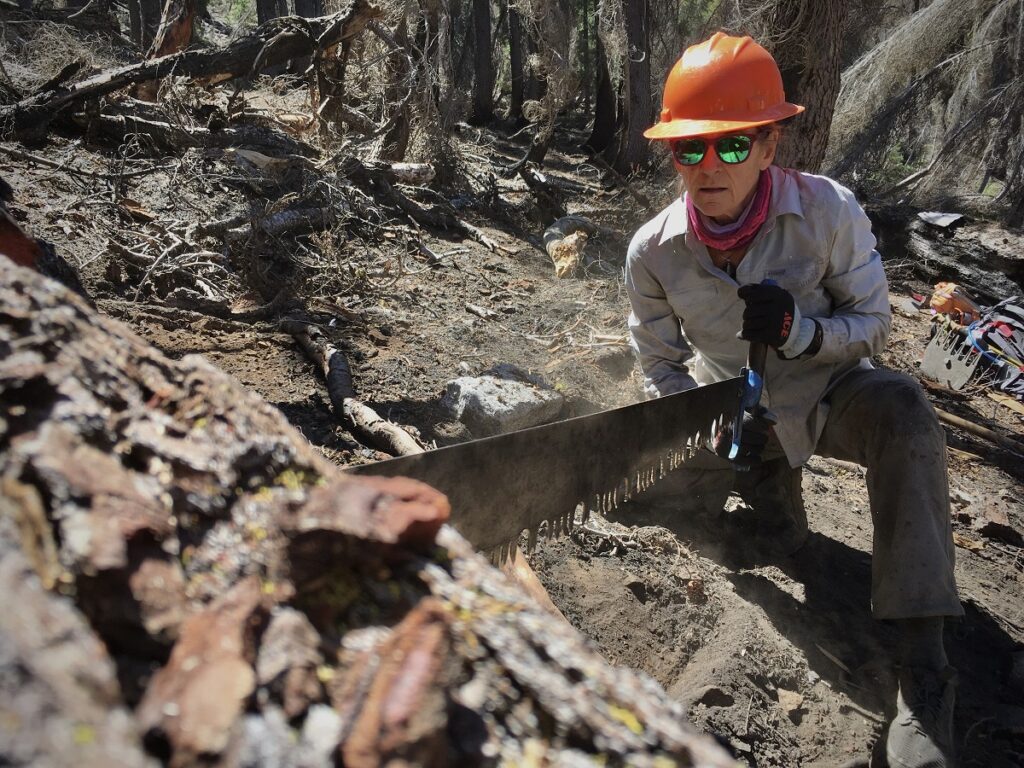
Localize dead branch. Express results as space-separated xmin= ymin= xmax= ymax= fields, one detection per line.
xmin=935 ymin=407 xmax=1024 ymax=456
xmin=283 ymin=320 xmax=424 ymax=457
xmin=0 ymin=1 xmax=382 ymax=141
xmin=163 ymin=287 xmax=294 ymax=323
xmin=518 ymin=163 xmax=567 ymax=223
xmin=0 ymin=143 xmax=171 ymax=179
xmin=72 ymin=112 xmax=317 ymax=157
xmin=224 ymin=207 xmax=342 ymax=244
xmin=339 ymin=156 xmax=500 ymax=250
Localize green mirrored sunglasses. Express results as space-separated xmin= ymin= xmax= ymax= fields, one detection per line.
xmin=670 ymin=133 xmax=759 ymax=166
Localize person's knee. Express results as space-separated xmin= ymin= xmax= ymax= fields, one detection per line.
xmin=872 ymin=373 xmax=942 ymax=439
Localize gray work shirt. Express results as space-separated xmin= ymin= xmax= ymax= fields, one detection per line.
xmin=625 ymin=165 xmax=891 ymax=467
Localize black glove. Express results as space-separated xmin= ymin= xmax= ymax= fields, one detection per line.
xmin=714 ymin=406 xmax=777 ymax=468
xmin=737 ymin=282 xmax=796 ymax=349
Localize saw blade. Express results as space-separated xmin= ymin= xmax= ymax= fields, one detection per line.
xmin=346 ymin=377 xmax=742 ymax=557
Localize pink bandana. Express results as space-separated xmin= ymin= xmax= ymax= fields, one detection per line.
xmin=686 ymin=169 xmax=773 ymax=252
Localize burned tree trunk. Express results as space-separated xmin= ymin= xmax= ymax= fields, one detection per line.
xmin=256 ymin=0 xmax=289 ymax=24
xmin=611 ymin=0 xmax=651 ymax=173
xmin=148 ymin=0 xmax=200 ymax=58
xmin=508 ymin=3 xmax=525 ymax=122
xmin=129 ymin=0 xmax=163 ymax=51
xmin=586 ymin=22 xmax=616 ymax=153
xmin=470 ymin=0 xmax=494 ymax=124
xmin=0 ymin=261 xmax=735 ymax=767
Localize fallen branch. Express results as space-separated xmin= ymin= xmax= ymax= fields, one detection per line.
xmin=72 ymin=112 xmax=317 ymax=157
xmin=0 ymin=143 xmax=171 ymax=179
xmin=163 ymin=287 xmax=294 ymax=323
xmin=224 ymin=206 xmax=342 ymax=244
xmin=936 ymin=407 xmax=1024 ymax=456
xmin=339 ymin=156 xmax=500 ymax=250
xmin=0 ymin=1 xmax=381 ymax=140
xmin=284 ymin=320 xmax=424 ymax=457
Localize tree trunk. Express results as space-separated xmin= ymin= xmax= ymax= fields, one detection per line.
xmin=256 ymin=0 xmax=288 ymax=25
xmin=470 ymin=0 xmax=494 ymax=124
xmin=293 ymin=0 xmax=321 ymax=15
xmin=509 ymin=5 xmax=525 ymax=122
xmin=129 ymin=0 xmax=163 ymax=51
xmin=759 ymin=0 xmax=847 ymax=171
xmin=147 ymin=0 xmax=200 ymax=58
xmin=377 ymin=14 xmax=413 ymax=161
xmin=0 ymin=261 xmax=736 ymax=768
xmin=581 ymin=0 xmax=591 ymax=110
xmin=612 ymin=0 xmax=651 ymax=173
xmin=585 ymin=27 xmax=615 ymax=153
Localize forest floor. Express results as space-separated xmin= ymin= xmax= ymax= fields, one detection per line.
xmin=5 ymin=66 xmax=1024 ymax=768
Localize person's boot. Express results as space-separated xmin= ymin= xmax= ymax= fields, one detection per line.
xmin=885 ymin=665 xmax=957 ymax=767
xmin=733 ymin=456 xmax=808 ymax=557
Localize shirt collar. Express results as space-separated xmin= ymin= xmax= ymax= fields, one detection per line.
xmin=656 ymin=165 xmax=804 ymax=247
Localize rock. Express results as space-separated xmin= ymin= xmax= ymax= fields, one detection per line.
xmin=442 ymin=374 xmax=564 ymax=436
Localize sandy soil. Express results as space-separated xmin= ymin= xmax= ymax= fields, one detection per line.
xmin=4 ymin=93 xmax=1023 ymax=767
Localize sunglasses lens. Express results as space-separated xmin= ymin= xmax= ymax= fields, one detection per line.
xmin=673 ymin=139 xmax=706 ymax=166
xmin=715 ymin=135 xmax=752 ymax=164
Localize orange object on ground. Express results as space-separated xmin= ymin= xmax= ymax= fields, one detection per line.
xmin=644 ymin=33 xmax=805 ymax=141
xmin=929 ymin=282 xmax=982 ymax=324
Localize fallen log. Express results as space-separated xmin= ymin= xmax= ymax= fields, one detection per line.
xmin=0 ymin=0 xmax=382 ymax=141
xmin=0 ymin=260 xmax=736 ymax=766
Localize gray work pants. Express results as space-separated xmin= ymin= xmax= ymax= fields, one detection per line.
xmin=651 ymin=367 xmax=963 ymax=620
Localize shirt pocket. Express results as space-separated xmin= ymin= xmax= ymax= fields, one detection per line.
xmin=666 ymin=283 xmax=743 ymax=350
xmin=763 ymin=261 xmax=822 ymax=294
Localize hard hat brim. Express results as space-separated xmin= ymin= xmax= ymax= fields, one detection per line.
xmin=643 ymin=103 xmax=804 ymax=141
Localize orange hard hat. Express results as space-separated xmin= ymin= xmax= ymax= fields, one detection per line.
xmin=644 ymin=33 xmax=804 ymax=141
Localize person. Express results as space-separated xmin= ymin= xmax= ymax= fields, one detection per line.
xmin=625 ymin=33 xmax=962 ymax=768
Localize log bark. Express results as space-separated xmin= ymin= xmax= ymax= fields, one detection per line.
xmin=0 ymin=260 xmax=735 ymax=767
xmin=0 ymin=0 xmax=382 ymax=141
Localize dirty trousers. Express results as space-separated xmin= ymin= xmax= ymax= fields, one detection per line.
xmin=658 ymin=368 xmax=963 ymax=620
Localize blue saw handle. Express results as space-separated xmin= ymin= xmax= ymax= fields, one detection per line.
xmin=729 ymin=279 xmax=775 ymax=467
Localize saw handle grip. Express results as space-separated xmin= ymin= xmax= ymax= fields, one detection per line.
xmin=729 ymin=280 xmax=775 ymax=470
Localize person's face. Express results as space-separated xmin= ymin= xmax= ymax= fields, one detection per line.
xmin=674 ymin=129 xmax=778 ymax=224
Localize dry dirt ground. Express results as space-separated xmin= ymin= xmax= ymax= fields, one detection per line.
xmin=5 ymin=94 xmax=1024 ymax=768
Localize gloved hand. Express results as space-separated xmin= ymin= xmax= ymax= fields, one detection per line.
xmin=714 ymin=406 xmax=777 ymax=468
xmin=737 ymin=282 xmax=796 ymax=349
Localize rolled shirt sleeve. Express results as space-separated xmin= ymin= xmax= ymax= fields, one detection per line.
xmin=625 ymin=229 xmax=699 ymax=398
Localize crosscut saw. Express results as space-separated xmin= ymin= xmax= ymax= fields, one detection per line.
xmin=347 ymin=374 xmax=749 ymax=559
